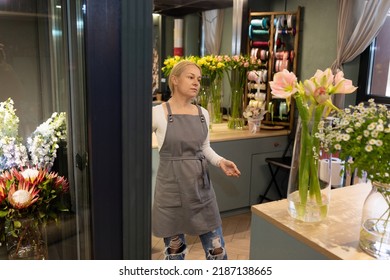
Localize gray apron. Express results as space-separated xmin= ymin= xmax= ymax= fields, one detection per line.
xmin=152 ymin=102 xmax=222 ymax=237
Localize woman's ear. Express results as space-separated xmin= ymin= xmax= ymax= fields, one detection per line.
xmin=171 ymin=75 xmax=178 ymax=86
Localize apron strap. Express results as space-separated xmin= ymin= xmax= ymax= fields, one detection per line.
xmin=166 ymin=102 xmax=174 ymax=122
xmin=196 ymin=105 xmax=205 ymax=123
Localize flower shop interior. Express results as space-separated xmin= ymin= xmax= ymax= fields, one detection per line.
xmin=0 ymin=0 xmax=389 ymax=261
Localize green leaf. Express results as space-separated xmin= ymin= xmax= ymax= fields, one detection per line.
xmin=13 ymin=220 xmax=21 ymax=228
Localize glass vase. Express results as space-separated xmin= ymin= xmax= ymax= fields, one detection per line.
xmin=359 ymin=181 xmax=390 ymax=259
xmin=287 ymin=117 xmax=332 ymax=222
xmin=227 ymin=87 xmax=244 ymax=129
xmin=5 ymin=217 xmax=48 ymax=260
xmin=209 ymin=76 xmax=223 ymax=124
xmin=198 ymin=80 xmax=210 ymax=110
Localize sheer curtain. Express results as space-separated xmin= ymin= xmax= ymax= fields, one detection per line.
xmin=202 ymin=9 xmax=225 ymax=55
xmin=331 ymin=0 xmax=390 ymax=107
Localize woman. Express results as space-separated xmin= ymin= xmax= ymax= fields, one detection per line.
xmin=152 ymin=60 xmax=241 ymax=260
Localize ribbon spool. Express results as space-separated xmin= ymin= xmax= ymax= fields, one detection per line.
xmin=247 ymin=70 xmax=268 ymax=84
xmin=251 ymin=41 xmax=269 ymax=48
xmin=251 ymin=48 xmax=269 ymax=61
xmin=251 ymin=28 xmax=270 ymax=36
xmin=275 ymin=51 xmax=290 ymax=60
xmin=287 ymin=14 xmax=296 ymax=29
xmin=251 ymin=18 xmax=270 ymax=29
xmin=249 ymin=25 xmax=270 ymax=40
xmin=260 ymin=49 xmax=269 ymax=60
xmin=274 ymin=15 xmax=287 ymax=28
xmin=275 ymin=59 xmax=290 ymax=72
xmin=278 ymin=27 xmax=296 ymax=36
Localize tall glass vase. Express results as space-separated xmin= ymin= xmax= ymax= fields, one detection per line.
xmin=359 ymin=181 xmax=390 ymax=259
xmin=209 ymin=76 xmax=223 ymax=124
xmin=198 ymin=77 xmax=210 ymax=110
xmin=287 ymin=117 xmax=332 ymax=222
xmin=227 ymin=69 xmax=244 ymax=130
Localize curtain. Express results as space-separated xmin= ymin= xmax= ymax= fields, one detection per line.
xmin=331 ymin=0 xmax=390 ymax=108
xmin=202 ymin=9 xmax=225 ymax=55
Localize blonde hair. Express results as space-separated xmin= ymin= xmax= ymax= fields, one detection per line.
xmin=168 ymin=60 xmax=202 ymax=94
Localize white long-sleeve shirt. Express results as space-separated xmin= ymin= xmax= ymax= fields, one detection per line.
xmin=152 ymin=104 xmax=223 ymax=167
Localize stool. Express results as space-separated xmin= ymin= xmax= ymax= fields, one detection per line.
xmin=259 ymin=156 xmax=291 ymax=203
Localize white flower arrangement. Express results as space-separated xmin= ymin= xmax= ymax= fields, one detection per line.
xmin=317 ymin=99 xmax=390 ymax=184
xmin=0 ymin=98 xmax=67 ymax=171
xmin=27 ymin=112 xmax=67 ymax=169
xmin=243 ymin=99 xmax=267 ymax=120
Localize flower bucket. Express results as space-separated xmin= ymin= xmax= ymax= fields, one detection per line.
xmin=359 ymin=181 xmax=390 ymax=259
xmin=287 ymin=117 xmax=332 ymax=222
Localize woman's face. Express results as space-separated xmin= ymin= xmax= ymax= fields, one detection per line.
xmin=173 ymin=65 xmax=201 ymax=99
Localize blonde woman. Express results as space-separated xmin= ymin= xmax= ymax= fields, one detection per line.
xmin=152 ymin=60 xmax=240 ymax=260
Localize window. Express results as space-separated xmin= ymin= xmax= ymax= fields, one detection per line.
xmin=357 ymin=13 xmax=390 ymax=104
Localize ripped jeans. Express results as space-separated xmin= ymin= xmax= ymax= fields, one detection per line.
xmin=163 ymin=226 xmax=227 ymax=260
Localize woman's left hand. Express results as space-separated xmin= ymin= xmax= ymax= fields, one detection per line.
xmin=219 ymin=159 xmax=241 ymax=177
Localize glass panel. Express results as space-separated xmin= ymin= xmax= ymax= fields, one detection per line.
xmin=370 ymin=14 xmax=390 ymax=98
xmin=0 ymin=0 xmax=91 ymax=259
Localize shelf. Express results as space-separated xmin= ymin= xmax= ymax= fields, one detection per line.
xmin=246 ymin=7 xmax=301 ymax=130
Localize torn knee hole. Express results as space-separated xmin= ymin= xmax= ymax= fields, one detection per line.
xmin=209 ymin=236 xmax=224 ymax=255
xmin=210 ymin=247 xmax=224 ymax=255
xmin=168 ymin=236 xmax=185 ymax=254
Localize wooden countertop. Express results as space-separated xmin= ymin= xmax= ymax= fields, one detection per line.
xmin=251 ymin=183 xmax=374 ymax=260
xmin=153 ymin=122 xmax=290 ymax=149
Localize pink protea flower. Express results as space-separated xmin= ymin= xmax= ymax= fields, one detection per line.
xmin=48 ymin=171 xmax=69 ymax=193
xmin=0 ymin=181 xmax=6 ymax=204
xmin=8 ymin=181 xmax=40 ymax=209
xmin=12 ymin=167 xmax=47 ymax=186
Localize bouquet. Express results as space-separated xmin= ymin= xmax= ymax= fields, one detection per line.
xmin=269 ymin=68 xmax=357 ymax=219
xmin=317 ymin=99 xmax=390 ymax=184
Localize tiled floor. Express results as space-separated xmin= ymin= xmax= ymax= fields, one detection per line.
xmin=151 ymin=211 xmax=251 ymax=260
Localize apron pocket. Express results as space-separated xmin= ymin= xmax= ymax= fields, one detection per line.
xmin=155 ymin=181 xmax=182 ymax=208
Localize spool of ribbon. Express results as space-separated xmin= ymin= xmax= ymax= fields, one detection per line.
xmin=287 ymin=14 xmax=296 ymax=29
xmin=275 ymin=59 xmax=290 ymax=72
xmin=251 ymin=18 xmax=270 ymax=29
xmin=251 ymin=28 xmax=269 ymax=36
xmin=251 ymin=41 xmax=269 ymax=48
xmin=250 ymin=48 xmax=259 ymax=58
xmin=260 ymin=49 xmax=268 ymax=60
xmin=277 ymin=27 xmax=296 ymax=36
xmin=275 ymin=51 xmax=290 ymax=60
xmin=274 ymin=15 xmax=287 ymax=28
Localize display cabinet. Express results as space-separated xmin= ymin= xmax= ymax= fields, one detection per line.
xmin=246 ymin=7 xmax=301 ymax=130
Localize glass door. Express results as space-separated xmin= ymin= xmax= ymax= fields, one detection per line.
xmin=0 ymin=0 xmax=91 ymax=259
